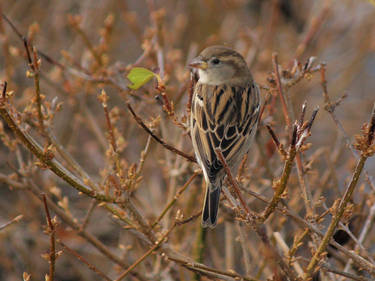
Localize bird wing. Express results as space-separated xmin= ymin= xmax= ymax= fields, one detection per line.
xmin=191 ymin=82 xmax=260 ymax=183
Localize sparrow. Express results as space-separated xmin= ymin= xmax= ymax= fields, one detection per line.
xmin=189 ymin=45 xmax=260 ymax=228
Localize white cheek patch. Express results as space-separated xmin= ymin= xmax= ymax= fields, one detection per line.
xmin=198 ymin=69 xmax=224 ymax=85
xmin=198 ymin=69 xmax=211 ymax=84
xmin=198 ymin=67 xmax=234 ymax=85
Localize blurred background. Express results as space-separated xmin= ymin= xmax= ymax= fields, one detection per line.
xmin=0 ymin=0 xmax=375 ymax=280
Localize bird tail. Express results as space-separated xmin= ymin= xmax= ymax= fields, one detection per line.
xmin=202 ymin=183 xmax=221 ymax=228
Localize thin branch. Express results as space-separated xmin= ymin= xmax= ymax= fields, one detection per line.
xmin=0 ymin=214 xmax=23 ymax=231
xmin=342 ymin=203 xmax=375 ymax=276
xmin=25 ymin=181 xmax=147 ymax=281
xmin=273 ymin=232 xmax=304 ymax=278
xmin=193 ymin=224 xmax=207 ymax=281
xmin=265 ymin=124 xmax=287 ymax=157
xmin=239 ymin=178 xmax=375 ymax=276
xmin=260 ymin=126 xmax=297 ymax=223
xmin=80 ymin=199 xmax=97 ymax=231
xmin=42 ymin=194 xmax=56 ymax=281
xmin=167 ymin=255 xmax=259 ymax=281
xmin=0 ymin=103 xmax=119 ymax=203
xmin=127 ymin=103 xmax=196 ymax=163
xmin=58 ymin=241 xmax=112 ymax=281
xmin=68 ymin=15 xmax=103 ymax=66
xmin=319 ymin=66 xmax=375 ymax=188
xmin=30 ymin=46 xmax=47 ymax=137
xmin=215 ymin=150 xmax=297 ymax=280
xmin=216 ymin=149 xmax=253 ymax=218
xmin=151 ymin=172 xmax=198 ymax=228
xmin=303 ymin=152 xmax=371 ymax=279
xmin=114 ymin=222 xmax=177 ymax=281
xmin=272 ymin=53 xmax=291 ymax=128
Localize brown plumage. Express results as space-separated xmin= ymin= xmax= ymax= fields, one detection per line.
xmin=189 ymin=46 xmax=260 ymax=228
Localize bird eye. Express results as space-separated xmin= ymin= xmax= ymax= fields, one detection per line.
xmin=211 ymin=58 xmax=220 ymax=65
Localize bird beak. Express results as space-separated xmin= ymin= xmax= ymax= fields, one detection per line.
xmin=188 ymin=57 xmax=208 ymax=70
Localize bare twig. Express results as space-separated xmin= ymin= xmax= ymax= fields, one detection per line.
xmin=151 ymin=172 xmax=198 ymax=228
xmin=272 ymin=53 xmax=291 ymax=128
xmin=127 ymin=103 xmax=196 ymax=163
xmin=303 ymin=106 xmax=375 ymax=280
xmin=25 ymin=181 xmax=147 ymax=281
xmin=114 ymin=222 xmax=177 ymax=281
xmin=167 ymin=255 xmax=259 ymax=281
xmin=0 ymin=102 xmax=119 ymax=203
xmin=215 ymin=150 xmax=297 ymax=280
xmin=0 ymin=214 xmax=23 ymax=231
xmin=42 ymin=194 xmax=56 ymax=281
xmin=265 ymin=124 xmax=287 ymax=158
xmin=260 ymin=125 xmax=297 ymax=222
xmin=58 ymin=241 xmax=112 ymax=281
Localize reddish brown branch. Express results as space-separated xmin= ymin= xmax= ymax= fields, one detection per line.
xmin=215 ymin=149 xmax=253 ymax=217
xmin=42 ymin=194 xmax=56 ymax=281
xmin=265 ymin=124 xmax=287 ymax=157
xmin=127 ymin=103 xmax=196 ymax=163
xmin=58 ymin=241 xmax=112 ymax=281
xmin=367 ymin=103 xmax=375 ymax=146
xmin=272 ymin=53 xmax=291 ymax=128
xmin=103 ymin=104 xmax=118 ymax=153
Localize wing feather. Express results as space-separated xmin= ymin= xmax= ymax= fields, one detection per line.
xmin=191 ymin=82 xmax=260 ymax=184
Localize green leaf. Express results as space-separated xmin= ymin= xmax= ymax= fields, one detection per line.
xmin=127 ymin=67 xmax=156 ymax=90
